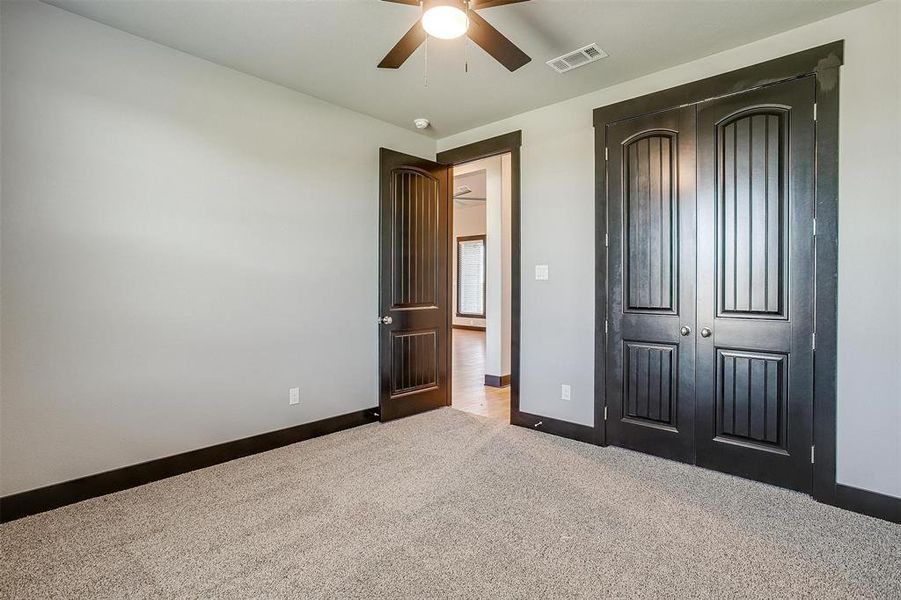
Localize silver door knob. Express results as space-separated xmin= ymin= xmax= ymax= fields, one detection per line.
xmin=700 ymin=327 xmax=712 ymax=338
xmin=377 ymin=315 xmax=393 ymax=325
xmin=680 ymin=326 xmax=691 ymax=336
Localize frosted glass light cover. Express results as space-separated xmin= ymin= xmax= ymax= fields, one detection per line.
xmin=422 ymin=6 xmax=469 ymax=40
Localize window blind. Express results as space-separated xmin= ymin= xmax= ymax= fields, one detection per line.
xmin=457 ymin=237 xmax=485 ymax=317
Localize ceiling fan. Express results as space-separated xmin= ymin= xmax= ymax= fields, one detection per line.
xmin=378 ymin=0 xmax=532 ymax=72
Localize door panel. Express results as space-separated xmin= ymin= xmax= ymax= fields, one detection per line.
xmin=695 ymin=76 xmax=816 ymax=491
xmin=623 ymin=341 xmax=676 ymax=424
xmin=716 ymin=349 xmax=787 ymax=448
xmin=606 ymin=106 xmax=697 ymax=463
xmin=379 ymin=149 xmax=450 ymax=421
xmin=716 ymin=108 xmax=789 ymax=319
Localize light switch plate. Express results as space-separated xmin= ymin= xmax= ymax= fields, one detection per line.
xmin=561 ymin=384 xmax=571 ymax=401
xmin=535 ymin=264 xmax=549 ymax=280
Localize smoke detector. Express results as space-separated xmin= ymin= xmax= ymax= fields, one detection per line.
xmin=546 ymin=43 xmax=608 ymax=74
xmin=413 ymin=118 xmax=430 ymax=130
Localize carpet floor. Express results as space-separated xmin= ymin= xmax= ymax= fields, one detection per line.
xmin=1 ymin=408 xmax=899 ymax=599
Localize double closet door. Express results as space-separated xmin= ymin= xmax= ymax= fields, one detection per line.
xmin=605 ymin=76 xmax=817 ymax=492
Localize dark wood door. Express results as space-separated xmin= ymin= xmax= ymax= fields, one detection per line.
xmin=378 ymin=148 xmax=450 ymax=422
xmin=606 ymin=106 xmax=697 ymax=463
xmin=695 ymin=76 xmax=816 ymax=491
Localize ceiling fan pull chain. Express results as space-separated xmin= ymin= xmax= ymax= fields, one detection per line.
xmin=465 ymin=34 xmax=469 ymax=73
xmin=464 ymin=1 xmax=469 ymax=73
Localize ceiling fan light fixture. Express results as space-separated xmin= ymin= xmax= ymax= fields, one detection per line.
xmin=421 ymin=5 xmax=469 ymax=40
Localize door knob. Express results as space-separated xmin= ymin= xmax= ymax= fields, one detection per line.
xmin=680 ymin=326 xmax=691 ymax=336
xmin=700 ymin=327 xmax=712 ymax=338
xmin=378 ymin=316 xmax=393 ymax=325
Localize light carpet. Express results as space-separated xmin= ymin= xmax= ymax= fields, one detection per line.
xmin=1 ymin=408 xmax=899 ymax=599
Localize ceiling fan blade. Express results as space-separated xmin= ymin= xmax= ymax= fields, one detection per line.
xmin=470 ymin=0 xmax=530 ymax=9
xmin=381 ymin=0 xmax=421 ymax=5
xmin=378 ymin=21 xmax=427 ymax=69
xmin=466 ymin=11 xmax=531 ymax=72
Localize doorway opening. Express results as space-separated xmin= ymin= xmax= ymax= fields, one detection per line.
xmin=450 ymin=154 xmax=512 ymax=421
xmin=377 ymin=132 xmax=520 ymax=424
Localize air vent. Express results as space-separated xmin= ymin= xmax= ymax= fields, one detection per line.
xmin=454 ymin=185 xmax=473 ymax=198
xmin=546 ymin=43 xmax=608 ymax=73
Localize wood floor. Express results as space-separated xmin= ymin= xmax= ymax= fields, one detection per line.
xmin=451 ymin=328 xmax=509 ymax=421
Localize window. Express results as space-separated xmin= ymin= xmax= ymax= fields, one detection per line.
xmin=457 ymin=235 xmax=486 ymax=318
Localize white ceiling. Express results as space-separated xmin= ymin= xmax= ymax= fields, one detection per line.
xmin=46 ymin=0 xmax=869 ymax=138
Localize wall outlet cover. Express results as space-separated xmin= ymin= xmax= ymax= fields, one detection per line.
xmin=561 ymin=384 xmax=571 ymax=401
xmin=289 ymin=387 xmax=300 ymax=405
xmin=535 ymin=264 xmax=549 ymax=280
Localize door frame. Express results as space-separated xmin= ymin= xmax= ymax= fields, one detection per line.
xmin=437 ymin=131 xmax=523 ymax=425
xmin=593 ymin=41 xmax=843 ymax=504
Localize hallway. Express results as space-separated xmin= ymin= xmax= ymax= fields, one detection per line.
xmin=451 ymin=328 xmax=510 ymax=421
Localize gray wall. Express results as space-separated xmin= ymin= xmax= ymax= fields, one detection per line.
xmin=0 ymin=1 xmax=434 ymax=496
xmin=2 ymin=0 xmax=898 ymax=501
xmin=438 ymin=0 xmax=901 ymax=498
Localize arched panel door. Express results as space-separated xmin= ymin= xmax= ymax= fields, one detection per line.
xmin=695 ymin=76 xmax=816 ymax=492
xmin=605 ymin=106 xmax=697 ymax=463
xmin=378 ymin=149 xmax=451 ymax=421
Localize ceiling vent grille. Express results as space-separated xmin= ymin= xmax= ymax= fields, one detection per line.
xmin=546 ymin=43 xmax=608 ymax=74
xmin=454 ymin=185 xmax=473 ymax=198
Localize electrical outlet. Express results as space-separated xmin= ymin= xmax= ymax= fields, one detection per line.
xmin=535 ymin=264 xmax=549 ymax=280
xmin=289 ymin=387 xmax=300 ymax=405
xmin=561 ymin=384 xmax=571 ymax=401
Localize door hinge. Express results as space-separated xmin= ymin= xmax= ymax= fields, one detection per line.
xmin=604 ymin=320 xmax=608 ymax=334
xmin=605 ymin=147 xmax=608 ymax=160
xmin=604 ymin=406 xmax=608 ymax=421
xmin=810 ymin=445 xmax=815 ymax=464
xmin=813 ymin=103 xmax=817 ymax=121
xmin=812 ymin=332 xmax=817 ymax=350
xmin=812 ymin=218 xmax=817 ymax=237
xmin=604 ymin=233 xmax=609 ymax=247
